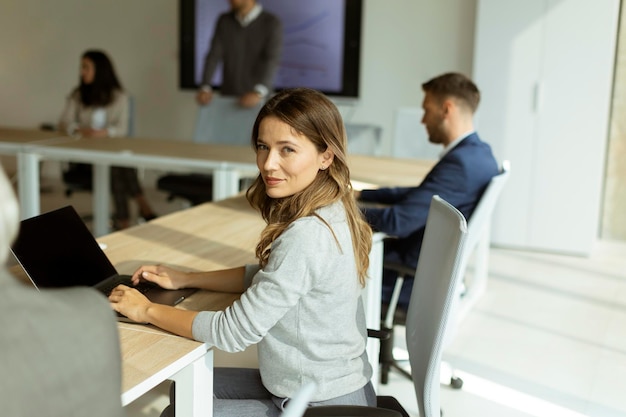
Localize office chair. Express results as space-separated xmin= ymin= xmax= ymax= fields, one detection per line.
xmin=304 ymin=195 xmax=468 ymax=417
xmin=281 ymin=382 xmax=317 ymax=417
xmin=378 ymin=161 xmax=511 ymax=387
xmin=157 ymin=97 xmax=258 ymax=205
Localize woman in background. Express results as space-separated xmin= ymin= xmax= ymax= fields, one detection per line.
xmin=109 ymin=87 xmax=376 ymax=416
xmin=59 ymin=49 xmax=156 ymax=229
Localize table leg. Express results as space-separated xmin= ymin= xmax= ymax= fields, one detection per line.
xmin=173 ymin=350 xmax=214 ymax=417
xmin=93 ymin=163 xmax=110 ymax=237
xmin=17 ymin=151 xmax=40 ymax=219
xmin=212 ymin=168 xmax=240 ymax=201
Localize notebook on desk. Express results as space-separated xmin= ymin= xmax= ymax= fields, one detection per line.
xmin=10 ymin=205 xmax=196 ymax=323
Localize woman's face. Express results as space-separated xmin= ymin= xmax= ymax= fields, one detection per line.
xmin=256 ymin=116 xmax=333 ymax=199
xmin=80 ymin=57 xmax=95 ymax=85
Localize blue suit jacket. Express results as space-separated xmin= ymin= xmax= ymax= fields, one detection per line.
xmin=360 ymin=132 xmax=499 ymax=270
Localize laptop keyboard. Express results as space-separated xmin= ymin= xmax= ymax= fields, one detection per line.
xmin=100 ymin=276 xmax=156 ymax=296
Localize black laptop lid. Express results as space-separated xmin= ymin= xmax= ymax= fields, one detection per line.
xmin=11 ymin=206 xmax=118 ymax=288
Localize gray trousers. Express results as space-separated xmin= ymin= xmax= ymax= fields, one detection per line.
xmin=162 ymin=367 xmax=376 ymax=417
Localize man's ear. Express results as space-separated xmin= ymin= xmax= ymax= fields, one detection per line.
xmin=442 ymin=98 xmax=454 ymax=116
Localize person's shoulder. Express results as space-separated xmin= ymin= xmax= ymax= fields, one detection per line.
xmin=45 ymin=286 xmax=114 ymax=320
xmin=5 ymin=277 xmax=116 ymax=328
xmin=68 ymin=87 xmax=81 ymax=101
xmin=444 ymin=134 xmax=498 ymax=172
xmin=259 ymin=10 xmax=281 ymax=25
xmin=284 ymin=202 xmax=345 ymax=236
xmin=315 ymin=200 xmax=346 ymax=221
xmin=219 ymin=10 xmax=237 ymax=22
xmin=451 ymin=133 xmax=493 ymax=154
xmin=111 ymin=89 xmax=129 ymax=104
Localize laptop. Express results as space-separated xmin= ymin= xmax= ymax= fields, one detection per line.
xmin=10 ymin=205 xmax=197 ymax=322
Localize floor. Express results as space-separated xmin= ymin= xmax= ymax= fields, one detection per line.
xmin=17 ymin=162 xmax=626 ymax=417
xmin=384 ymin=239 xmax=626 ymax=417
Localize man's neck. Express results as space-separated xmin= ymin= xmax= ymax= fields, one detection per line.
xmin=236 ymin=1 xmax=256 ymax=18
xmin=443 ymin=120 xmax=474 ymax=146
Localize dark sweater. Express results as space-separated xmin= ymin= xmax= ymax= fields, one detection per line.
xmin=201 ymin=10 xmax=283 ymax=95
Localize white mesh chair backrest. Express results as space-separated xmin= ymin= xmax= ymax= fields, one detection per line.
xmin=405 ymin=195 xmax=468 ymax=417
xmin=281 ymin=382 xmax=317 ymax=417
xmin=464 ymin=160 xmax=510 ymax=255
xmin=193 ymin=96 xmax=260 ymax=145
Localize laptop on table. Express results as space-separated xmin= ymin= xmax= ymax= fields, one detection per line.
xmin=10 ymin=205 xmax=197 ymax=323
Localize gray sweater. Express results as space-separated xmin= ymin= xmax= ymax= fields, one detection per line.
xmin=192 ymin=201 xmax=372 ymax=401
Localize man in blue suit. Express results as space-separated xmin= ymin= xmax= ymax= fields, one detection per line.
xmin=356 ymin=72 xmax=499 ymax=311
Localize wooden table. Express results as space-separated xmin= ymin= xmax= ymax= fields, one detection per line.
xmin=1 ymin=127 xmax=435 ymax=236
xmin=0 ymin=127 xmax=66 ymax=146
xmin=17 ymin=136 xmax=255 ymax=235
xmin=349 ymin=154 xmax=434 ymax=188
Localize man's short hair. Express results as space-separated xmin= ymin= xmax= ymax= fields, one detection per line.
xmin=422 ymin=72 xmax=480 ymax=113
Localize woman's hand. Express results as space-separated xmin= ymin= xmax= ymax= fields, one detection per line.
xmin=131 ymin=264 xmax=189 ymax=290
xmin=108 ymin=284 xmax=152 ymax=323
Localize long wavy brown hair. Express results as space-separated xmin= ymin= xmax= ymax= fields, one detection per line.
xmin=246 ymin=88 xmax=372 ymax=286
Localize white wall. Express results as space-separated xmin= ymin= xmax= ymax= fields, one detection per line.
xmin=0 ymin=0 xmax=477 ymax=154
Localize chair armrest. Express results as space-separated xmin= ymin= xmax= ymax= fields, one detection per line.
xmin=383 ymin=261 xmax=416 ymax=277
xmin=367 ymin=328 xmax=391 ymax=340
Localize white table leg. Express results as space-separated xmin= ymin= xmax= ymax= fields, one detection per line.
xmin=17 ymin=151 xmax=40 ymax=219
xmin=173 ymin=350 xmax=214 ymax=417
xmin=93 ymin=163 xmax=110 ymax=237
xmin=363 ymin=232 xmax=384 ymax=392
xmin=212 ymin=168 xmax=240 ymax=201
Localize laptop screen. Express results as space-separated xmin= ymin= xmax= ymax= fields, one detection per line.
xmin=11 ymin=206 xmax=118 ymax=288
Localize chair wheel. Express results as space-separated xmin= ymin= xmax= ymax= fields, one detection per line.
xmin=450 ymin=376 xmax=463 ymax=389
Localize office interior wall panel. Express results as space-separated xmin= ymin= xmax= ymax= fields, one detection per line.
xmin=603 ymin=3 xmax=626 ymax=241
xmin=473 ymin=0 xmax=545 ymax=248
xmin=529 ymin=0 xmax=618 ymax=254
xmin=473 ymin=0 xmax=619 ymax=255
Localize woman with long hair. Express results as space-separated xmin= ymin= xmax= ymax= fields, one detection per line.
xmin=109 ymin=87 xmax=375 ymax=416
xmin=59 ymin=49 xmax=156 ymax=229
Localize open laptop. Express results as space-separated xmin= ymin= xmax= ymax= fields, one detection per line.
xmin=10 ymin=205 xmax=197 ymax=322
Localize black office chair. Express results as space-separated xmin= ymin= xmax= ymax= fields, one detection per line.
xmin=156 ymin=173 xmax=214 ymax=205
xmin=156 ymin=97 xmax=258 ymax=205
xmin=62 ymin=162 xmax=93 ymax=196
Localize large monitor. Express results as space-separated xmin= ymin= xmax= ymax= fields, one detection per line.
xmin=179 ymin=0 xmax=363 ymax=99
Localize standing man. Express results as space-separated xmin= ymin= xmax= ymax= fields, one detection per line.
xmin=197 ymin=0 xmax=283 ymax=108
xmin=356 ymin=72 xmax=499 ymax=311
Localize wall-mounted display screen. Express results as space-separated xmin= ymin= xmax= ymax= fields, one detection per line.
xmin=179 ymin=0 xmax=363 ymax=98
